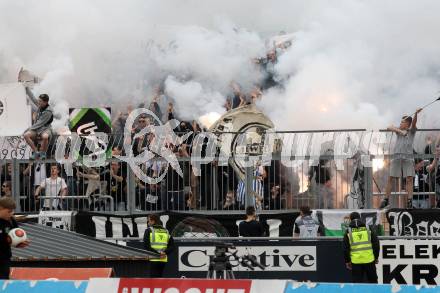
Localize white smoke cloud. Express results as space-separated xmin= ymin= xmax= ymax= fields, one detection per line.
xmin=164 ymin=76 xmax=226 ymax=122
xmin=1 ymin=0 xmax=440 ymax=132
xmin=261 ymin=0 xmax=440 ymax=130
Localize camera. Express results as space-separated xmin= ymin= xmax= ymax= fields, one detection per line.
xmin=211 ymin=242 xmax=235 ymax=259
xmin=207 ymin=242 xmax=265 ymax=279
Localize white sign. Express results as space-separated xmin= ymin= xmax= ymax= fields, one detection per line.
xmin=378 ymin=239 xmax=440 ymax=285
xmin=0 ymin=83 xmax=32 ymax=136
xmin=179 ymin=246 xmax=316 ymax=272
xmin=0 ymin=136 xmax=32 ymax=159
xmin=38 ymin=211 xmax=75 ymax=231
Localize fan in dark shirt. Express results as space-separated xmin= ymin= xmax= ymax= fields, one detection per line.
xmin=239 ymin=206 xmax=264 ymax=237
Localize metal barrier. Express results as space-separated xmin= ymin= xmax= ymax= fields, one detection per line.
xmin=6 ymin=158 xmax=124 ymax=213
xmin=0 ymin=129 xmax=439 ymax=213
xmin=30 ymin=195 xmax=115 ymax=212
xmin=96 ymin=235 xmax=440 ymax=241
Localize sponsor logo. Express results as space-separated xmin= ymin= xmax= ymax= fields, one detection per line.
xmin=179 ymin=246 xmax=316 ymax=272
xmin=118 ymin=278 xmax=251 ymax=293
xmin=77 ymin=122 xmax=98 ymax=135
xmin=379 ymin=240 xmax=440 ymax=285
xmin=39 ymin=211 xmax=73 ymax=231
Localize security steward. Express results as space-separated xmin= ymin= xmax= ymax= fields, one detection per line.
xmin=143 ymin=214 xmax=174 ymax=278
xmin=343 ymin=212 xmax=380 ymax=283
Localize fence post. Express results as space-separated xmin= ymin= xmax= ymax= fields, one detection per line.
xmin=211 ymin=165 xmax=219 ymax=210
xmin=11 ymin=159 xmax=22 ymax=212
xmin=127 ymin=163 xmax=136 ymax=213
xmin=244 ymin=156 xmax=253 ymax=208
xmin=364 ymin=166 xmax=373 ymax=209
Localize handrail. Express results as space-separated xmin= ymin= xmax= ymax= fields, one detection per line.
xmin=96 ymin=235 xmax=440 ymax=241
xmin=27 ymin=194 xmax=115 ymax=212
xmin=373 ymin=191 xmax=436 ymax=196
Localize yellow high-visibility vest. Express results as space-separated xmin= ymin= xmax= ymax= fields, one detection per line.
xmin=149 ymin=227 xmax=170 ymax=262
xmin=348 ymin=226 xmax=375 ymax=264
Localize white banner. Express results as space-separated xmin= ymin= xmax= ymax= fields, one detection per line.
xmin=38 ymin=211 xmax=75 ymax=231
xmin=378 ymin=239 xmax=440 ymax=285
xmin=91 ymin=216 xmax=148 ymax=239
xmin=0 ymin=136 xmax=31 ymax=159
xmin=178 ymin=246 xmax=316 ymax=272
xmin=0 ymin=83 xmax=32 ymax=136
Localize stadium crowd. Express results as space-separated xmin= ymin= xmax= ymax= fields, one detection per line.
xmin=0 ymin=41 xmax=439 ymax=213
xmin=0 ymin=132 xmax=438 ymax=212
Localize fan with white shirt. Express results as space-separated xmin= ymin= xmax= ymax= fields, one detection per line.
xmin=34 ymin=165 xmax=68 ymax=210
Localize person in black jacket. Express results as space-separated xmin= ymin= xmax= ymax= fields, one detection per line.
xmin=239 ymin=206 xmax=265 ymax=237
xmin=0 ymin=197 xmax=29 ymax=279
xmin=143 ymin=214 xmax=174 ymax=277
xmin=343 ymin=212 xmax=380 ymax=283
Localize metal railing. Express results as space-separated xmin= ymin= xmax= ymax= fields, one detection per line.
xmin=0 ymin=129 xmax=438 ymax=214
xmin=95 ymin=235 xmax=440 ymax=242
xmin=29 ymin=195 xmax=115 ymax=212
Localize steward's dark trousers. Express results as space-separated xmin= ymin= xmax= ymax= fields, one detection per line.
xmin=351 ymin=262 xmax=378 ymax=283
xmin=0 ymin=260 xmax=10 ymax=280
xmin=149 ymin=261 xmax=166 ymax=278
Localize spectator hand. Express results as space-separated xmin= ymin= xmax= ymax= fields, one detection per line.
xmin=179 ymin=145 xmax=189 ymax=157
xmin=345 ymin=262 xmax=352 ymax=270
xmin=17 ymin=240 xmax=30 ymax=248
xmin=186 ymin=198 xmax=192 ymax=208
xmin=252 ymin=58 xmax=262 ymax=64
xmin=18 ymin=67 xmax=23 ymax=82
